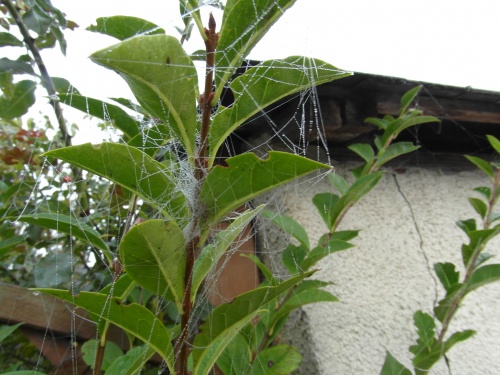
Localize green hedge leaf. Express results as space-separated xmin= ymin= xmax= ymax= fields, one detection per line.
xmin=249 ymin=345 xmax=302 ymax=375
xmin=376 ymin=142 xmax=420 ymax=168
xmin=90 ymin=35 xmax=198 ymax=158
xmin=312 ymin=193 xmax=340 ymax=229
xmin=443 ymin=330 xmax=475 ymax=354
xmin=209 ymin=57 xmax=350 ymax=163
xmin=282 ymin=244 xmax=308 ymax=274
xmin=34 ymin=289 xmax=176 ymax=374
xmin=434 ymin=262 xmax=460 ymax=293
xmin=0 ymin=80 xmax=36 ymax=119
xmin=86 ymin=16 xmax=165 ymax=40
xmin=468 ymin=197 xmax=488 ymax=219
xmin=119 ymin=219 xmax=185 ymax=313
xmin=464 ymin=155 xmax=494 ymax=179
xmin=82 ymin=339 xmax=123 ymax=371
xmin=466 ymin=264 xmax=500 ymax=294
xmin=348 ymin=143 xmax=374 ymax=163
xmin=106 ymin=344 xmax=156 ymax=375
xmin=58 ymin=94 xmax=140 ymax=139
xmin=43 ymin=143 xmax=188 ymax=224
xmin=399 ymin=85 xmax=422 ymax=116
xmin=192 ymin=271 xmax=314 ymax=375
xmin=192 ymin=206 xmax=264 ymax=300
xmin=200 ymin=152 xmax=331 ymax=224
xmin=261 ymin=210 xmax=309 ymax=249
xmin=300 ymin=239 xmax=354 ymax=270
xmin=486 ymin=135 xmax=500 ymax=155
xmin=328 ymin=173 xmax=349 ymax=195
xmin=379 ymin=351 xmax=412 ymax=375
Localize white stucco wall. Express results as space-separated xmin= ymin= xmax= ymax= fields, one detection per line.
xmin=259 ymin=159 xmax=500 ymax=374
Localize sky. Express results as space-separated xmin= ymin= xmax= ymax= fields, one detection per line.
xmin=47 ymin=0 xmax=500 ymax=95
xmin=25 ymin=0 xmax=499 ymax=139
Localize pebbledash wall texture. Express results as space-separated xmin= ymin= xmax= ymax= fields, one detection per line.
xmin=256 ymin=156 xmax=500 ymax=375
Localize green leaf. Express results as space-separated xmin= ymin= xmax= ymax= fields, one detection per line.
xmin=22 ymin=6 xmax=52 ymax=35
xmin=462 ymin=228 xmax=500 ymax=267
xmin=0 ymin=57 xmax=36 ymax=76
xmin=434 ymin=262 xmax=460 ymax=293
xmin=13 ymin=213 xmax=112 ymax=264
xmin=468 ymin=197 xmax=488 ymax=219
xmin=216 ymin=332 xmax=252 ymax=375
xmin=400 ymin=86 xmax=422 ymax=116
xmin=34 ymin=253 xmax=72 ymax=288
xmin=456 ymin=219 xmax=476 ymax=234
xmin=90 ymin=35 xmax=198 ymax=158
xmin=464 ymin=155 xmax=494 ymax=179
xmin=1 ymin=372 xmax=48 ymax=375
xmin=52 ymin=77 xmax=80 ymax=95
xmin=192 ymin=271 xmax=314 ymax=375
xmin=214 ymin=0 xmax=298 ymax=99
xmin=348 ymin=143 xmax=374 ymax=163
xmin=380 ymin=351 xmax=412 ymax=375
xmin=376 ymin=142 xmax=420 ymax=168
xmin=43 ymin=143 xmax=188 ymax=224
xmin=381 ymin=115 xmax=439 ymax=146
xmin=244 ymin=253 xmax=275 ymax=282
xmin=487 ymin=135 xmax=500 ymax=155
xmin=34 ymin=289 xmax=176 ymax=374
xmin=249 ymin=345 xmax=302 ymax=375
xmin=365 ymin=117 xmax=390 ymax=130
xmin=434 ymin=288 xmax=462 ymax=323
xmin=0 ymin=80 xmax=36 ymax=119
xmin=119 ymin=219 xmax=185 ymax=313
xmin=443 ymin=330 xmax=475 ymax=354
xmin=86 ymin=16 xmax=165 ymax=40
xmin=300 ymin=239 xmax=354 ymax=270
xmin=0 ymin=32 xmax=23 ymax=47
xmin=200 ymin=152 xmax=331 ymax=224
xmin=99 ymin=274 xmax=136 ymax=300
xmin=261 ymin=209 xmax=309 ymax=249
xmin=410 ymin=311 xmax=441 ymax=371
xmin=0 ymin=235 xmax=26 ymax=258
xmin=473 ymin=186 xmax=492 ymax=200
xmin=282 ymin=244 xmax=308 ymax=274
xmin=0 ymin=323 xmax=23 ymax=344
xmin=58 ymin=94 xmax=140 ymax=139
xmin=82 ymin=339 xmax=123 ymax=371
xmin=466 ymin=264 xmax=500 ymax=293
xmin=191 ymin=206 xmax=264 ymax=300
xmin=127 ymin=124 xmax=172 ymax=157
xmin=328 ymin=173 xmax=349 ymax=195
xmin=209 ymin=57 xmax=350 ymax=164
xmin=106 ymin=345 xmax=156 ymax=375
xmin=312 ymin=193 xmax=339 ymax=229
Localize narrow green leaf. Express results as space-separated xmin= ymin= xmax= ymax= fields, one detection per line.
xmin=443 ymin=330 xmax=475 ymax=354
xmin=487 ymin=135 xmax=500 ymax=155
xmin=456 ymin=219 xmax=476 ymax=234
xmin=434 ymin=263 xmax=460 ymax=293
xmin=468 ymin=197 xmax=488 ymax=219
xmin=209 ymin=57 xmax=350 ymax=164
xmin=0 ymin=235 xmax=26 ymax=255
xmin=466 ymin=264 xmax=500 ymax=293
xmin=376 ymin=142 xmax=420 ymax=168
xmin=214 ymin=0 xmax=298 ymax=99
xmin=365 ymin=117 xmax=390 ymax=130
xmin=261 ymin=209 xmax=309 ymax=249
xmin=192 ymin=271 xmax=314 ymax=375
xmin=0 ymin=80 xmax=36 ymax=119
xmin=43 ymin=143 xmax=188 ymax=224
xmin=328 ymin=173 xmax=349 ymax=195
xmin=12 ymin=213 xmax=112 ymax=264
xmin=381 ymin=115 xmax=439 ymax=146
xmin=464 ymin=155 xmax=494 ymax=179
xmin=86 ymin=16 xmax=165 ymax=40
xmin=82 ymin=339 xmax=123 ymax=371
xmin=106 ymin=344 xmax=156 ymax=375
xmin=348 ymin=143 xmax=374 ymax=163
xmin=191 ymin=206 xmax=264 ymax=300
xmin=119 ymin=220 xmax=185 ymax=313
xmin=58 ymin=94 xmax=140 ymax=139
xmin=34 ymin=289 xmax=176 ymax=374
xmin=200 ymin=152 xmax=331 ymax=224
xmin=312 ymin=193 xmax=339 ymax=229
xmin=249 ymin=345 xmax=302 ymax=375
xmin=90 ymin=35 xmax=198 ymax=158
xmin=380 ymin=351 xmax=412 ymax=375
xmin=473 ymin=186 xmax=492 ymax=200
xmin=244 ymin=253 xmax=275 ymax=282
xmin=400 ymin=86 xmax=422 ymax=116
xmin=0 ymin=32 xmax=23 ymax=47
xmin=282 ymin=244 xmax=308 ymax=274
xmin=0 ymin=323 xmax=23 ymax=343
xmin=300 ymin=240 xmax=354 ymax=270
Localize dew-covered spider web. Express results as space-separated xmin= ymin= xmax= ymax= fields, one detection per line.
xmin=1 ymin=1 xmax=499 ymax=375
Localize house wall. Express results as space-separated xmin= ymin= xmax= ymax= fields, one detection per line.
xmin=257 ymin=157 xmax=500 ymax=374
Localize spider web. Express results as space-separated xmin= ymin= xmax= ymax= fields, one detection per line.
xmin=1 ymin=1 xmax=500 ymax=375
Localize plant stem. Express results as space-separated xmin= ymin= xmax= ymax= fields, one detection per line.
xmin=1 ymin=0 xmax=71 ymax=147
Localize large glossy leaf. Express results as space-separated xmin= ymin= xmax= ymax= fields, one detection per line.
xmin=119 ymin=219 xmax=186 ymax=313
xmin=191 ymin=205 xmax=264 ymax=300
xmin=192 ymin=271 xmax=314 ymax=375
xmin=200 ymin=151 xmax=331 ymax=224
xmin=0 ymin=80 xmax=36 ymax=119
xmin=13 ymin=213 xmax=112 ymax=264
xmin=380 ymin=351 xmax=412 ymax=375
xmin=209 ymin=57 xmax=350 ymax=164
xmin=35 ymin=289 xmax=176 ymax=374
xmin=90 ymin=35 xmax=198 ymax=158
xmin=58 ymin=94 xmax=140 ymax=139
xmin=87 ymin=16 xmax=165 ymax=40
xmin=43 ymin=143 xmax=188 ymax=223
xmin=214 ymin=0 xmax=297 ymax=100
xmin=249 ymin=345 xmax=301 ymax=375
